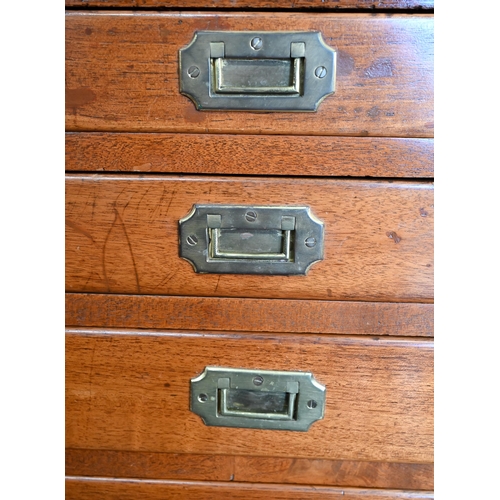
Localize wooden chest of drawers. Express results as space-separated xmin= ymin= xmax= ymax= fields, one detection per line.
xmin=65 ymin=1 xmax=433 ymax=498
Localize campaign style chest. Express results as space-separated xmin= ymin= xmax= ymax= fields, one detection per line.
xmin=65 ymin=1 xmax=434 ymax=498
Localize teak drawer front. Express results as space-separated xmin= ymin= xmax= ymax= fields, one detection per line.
xmin=66 ymin=13 xmax=433 ymax=137
xmin=66 ymin=133 xmax=434 ymax=178
xmin=65 ymin=478 xmax=433 ymax=500
xmin=66 ymin=294 xmax=434 ymax=337
xmin=66 ymin=329 xmax=434 ymax=463
xmin=65 ymin=175 xmax=433 ymax=302
xmin=66 ymin=448 xmax=433 ymax=489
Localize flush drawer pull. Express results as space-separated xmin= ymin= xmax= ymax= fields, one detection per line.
xmin=179 ymin=31 xmax=337 ymax=111
xmin=191 ymin=367 xmax=326 ymax=431
xmin=179 ymin=205 xmax=324 ymax=275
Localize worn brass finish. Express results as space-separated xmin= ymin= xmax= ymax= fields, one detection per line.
xmin=179 ymin=205 xmax=324 ymax=275
xmin=213 ymin=57 xmax=302 ymax=95
xmin=179 ymin=31 xmax=337 ymax=111
xmin=190 ymin=367 xmax=326 ymax=431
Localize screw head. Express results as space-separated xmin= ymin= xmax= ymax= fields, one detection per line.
xmin=305 ymin=237 xmax=316 ymax=248
xmin=250 ymin=37 xmax=263 ymax=50
xmin=253 ymin=376 xmax=264 ymax=386
xmin=198 ymin=393 xmax=208 ymax=403
xmin=314 ymin=66 xmax=327 ymax=79
xmin=187 ymin=234 xmax=198 ymax=246
xmin=306 ymin=399 xmax=318 ymax=409
xmin=187 ymin=65 xmax=200 ymax=78
xmin=245 ymin=211 xmax=257 ymax=222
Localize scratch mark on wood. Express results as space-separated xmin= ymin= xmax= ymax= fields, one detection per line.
xmin=164 ymin=188 xmax=176 ymax=217
xmin=114 ymin=209 xmax=141 ymax=293
xmin=214 ymin=275 xmax=222 ymax=293
xmin=66 ymin=219 xmax=95 ymax=243
xmin=91 ymin=195 xmax=97 ymax=220
xmin=152 ymin=185 xmax=168 ymax=220
xmin=101 ymin=211 xmax=119 ymax=292
xmin=152 ymin=272 xmax=176 ymax=291
xmin=122 ymin=197 xmax=132 ymax=213
xmin=337 ymin=237 xmax=348 ymax=249
xmin=114 ymin=188 xmax=129 ymax=211
xmin=83 ymin=275 xmax=92 ymax=289
xmin=136 ymin=186 xmax=152 ymax=211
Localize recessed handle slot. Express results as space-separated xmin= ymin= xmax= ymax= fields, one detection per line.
xmin=210 ymin=40 xmax=305 ymax=96
xmin=219 ymin=388 xmax=296 ymax=421
xmin=209 ymin=227 xmax=292 ymax=261
xmin=213 ymin=58 xmax=302 ymax=95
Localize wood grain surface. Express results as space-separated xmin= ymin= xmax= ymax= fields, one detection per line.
xmin=66 ymin=449 xmax=433 ymax=490
xmin=66 ymin=13 xmax=433 ymax=137
xmin=66 ymin=133 xmax=434 ymax=178
xmin=65 ymin=0 xmax=434 ymax=9
xmin=66 ymin=294 xmax=434 ymax=336
xmin=66 ymin=329 xmax=434 ymax=463
xmin=65 ymin=175 xmax=434 ymax=302
xmin=66 ymin=477 xmax=434 ymax=500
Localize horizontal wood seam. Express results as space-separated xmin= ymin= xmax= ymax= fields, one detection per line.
xmin=64 ymin=172 xmax=434 ymax=182
xmin=65 ymin=172 xmax=434 ymax=183
xmin=65 ymin=131 xmax=434 ymax=139
xmin=65 ymin=328 xmax=434 ymax=346
xmin=65 ymin=129 xmax=435 ymax=139
xmin=65 ymin=7 xmax=434 ymax=13
xmin=64 ymin=292 xmax=435 ymax=300
xmin=65 ymin=476 xmax=434 ymax=492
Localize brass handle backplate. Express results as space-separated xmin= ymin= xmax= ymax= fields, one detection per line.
xmin=179 ymin=31 xmax=337 ymax=112
xmin=179 ymin=205 xmax=324 ymax=275
xmin=191 ymin=366 xmax=326 ymax=431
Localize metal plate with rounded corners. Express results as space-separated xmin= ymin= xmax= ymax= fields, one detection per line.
xmin=191 ymin=367 xmax=326 ymax=431
xmin=179 ymin=31 xmax=337 ymax=111
xmin=179 ymin=205 xmax=324 ymax=275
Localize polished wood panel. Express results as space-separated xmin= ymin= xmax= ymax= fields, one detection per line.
xmin=65 ymin=175 xmax=434 ymax=302
xmin=65 ymin=0 xmax=434 ymax=9
xmin=66 ymin=13 xmax=433 ymax=137
xmin=65 ymin=133 xmax=434 ymax=178
xmin=66 ymin=329 xmax=434 ymax=463
xmin=66 ymin=449 xmax=433 ymax=490
xmin=66 ymin=294 xmax=434 ymax=336
xmin=66 ymin=477 xmax=434 ymax=499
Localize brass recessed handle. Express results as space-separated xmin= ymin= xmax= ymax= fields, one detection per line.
xmin=179 ymin=205 xmax=324 ymax=275
xmin=179 ymin=31 xmax=337 ymax=112
xmin=191 ymin=367 xmax=326 ymax=431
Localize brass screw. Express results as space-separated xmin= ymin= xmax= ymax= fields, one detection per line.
xmin=245 ymin=211 xmax=257 ymax=222
xmin=314 ymin=66 xmax=327 ymax=79
xmin=187 ymin=235 xmax=198 ymax=246
xmin=250 ymin=37 xmax=263 ymax=50
xmin=305 ymin=237 xmax=316 ymax=248
xmin=187 ymin=66 xmax=200 ymax=78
